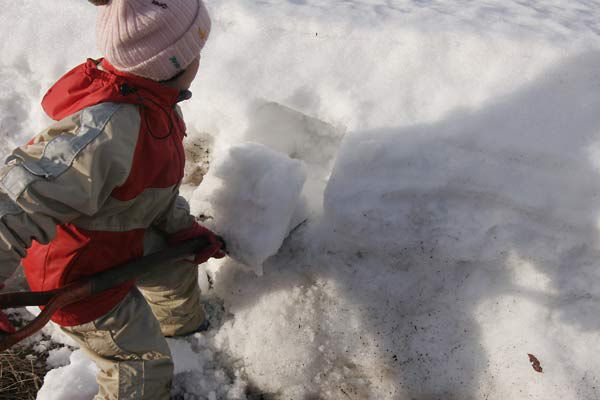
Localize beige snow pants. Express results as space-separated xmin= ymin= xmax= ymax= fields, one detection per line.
xmin=61 ymin=257 xmax=204 ymax=400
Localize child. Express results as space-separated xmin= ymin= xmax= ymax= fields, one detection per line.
xmin=0 ymin=0 xmax=224 ymax=398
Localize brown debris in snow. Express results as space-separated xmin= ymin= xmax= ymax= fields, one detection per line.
xmin=528 ymin=353 xmax=543 ymax=373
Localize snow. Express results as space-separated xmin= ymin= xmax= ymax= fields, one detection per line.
xmin=192 ymin=142 xmax=307 ymax=274
xmin=36 ymin=350 xmax=99 ymax=400
xmin=169 ymin=335 xmax=249 ymax=399
xmin=1 ymin=0 xmax=600 ymax=399
xmin=46 ymin=347 xmax=73 ymax=369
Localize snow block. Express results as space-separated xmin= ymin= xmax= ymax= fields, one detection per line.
xmin=244 ymin=101 xmax=345 ymax=213
xmin=192 ymin=143 xmax=307 ymax=275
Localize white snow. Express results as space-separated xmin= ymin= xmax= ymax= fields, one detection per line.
xmin=36 ymin=350 xmax=99 ymax=400
xmin=192 ymin=142 xmax=307 ymax=274
xmin=1 ymin=0 xmax=600 ymax=399
xmin=46 ymin=347 xmax=73 ymax=369
xmin=169 ymin=335 xmax=249 ymax=399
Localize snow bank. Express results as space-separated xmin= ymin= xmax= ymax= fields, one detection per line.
xmin=0 ymin=0 xmax=94 ymax=154
xmin=324 ymin=51 xmax=600 ymax=254
xmin=192 ymin=142 xmax=307 ymax=274
xmin=311 ymin=50 xmax=600 ymax=399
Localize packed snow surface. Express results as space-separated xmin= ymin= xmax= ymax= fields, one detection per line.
xmin=1 ymin=0 xmax=600 ymax=399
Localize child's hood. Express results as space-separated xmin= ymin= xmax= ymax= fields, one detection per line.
xmin=42 ymin=58 xmax=181 ymax=121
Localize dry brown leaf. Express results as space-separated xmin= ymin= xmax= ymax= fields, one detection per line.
xmin=528 ymin=353 xmax=543 ymax=373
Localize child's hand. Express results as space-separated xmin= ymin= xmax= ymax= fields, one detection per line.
xmin=168 ymin=222 xmax=226 ymax=264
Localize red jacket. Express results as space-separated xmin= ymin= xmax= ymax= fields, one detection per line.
xmin=16 ymin=59 xmax=193 ymax=326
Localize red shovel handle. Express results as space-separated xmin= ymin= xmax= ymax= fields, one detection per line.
xmin=0 ymin=282 xmax=92 ymax=352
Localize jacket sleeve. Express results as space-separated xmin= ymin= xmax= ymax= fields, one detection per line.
xmin=151 ymin=105 xmax=196 ymax=236
xmin=151 ymin=191 xmax=195 ymax=236
xmin=0 ymin=103 xmax=139 ymax=283
xmin=0 ymin=193 xmax=56 ymax=282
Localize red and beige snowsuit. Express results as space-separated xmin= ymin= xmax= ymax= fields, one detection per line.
xmin=0 ymin=59 xmax=205 ymax=398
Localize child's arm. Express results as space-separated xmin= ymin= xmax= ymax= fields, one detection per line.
xmin=0 ymin=103 xmax=137 ymax=284
xmin=154 ymin=193 xmax=226 ymax=262
xmin=152 ymin=105 xmax=202 ymax=236
xmin=151 ymin=193 xmax=196 ymax=235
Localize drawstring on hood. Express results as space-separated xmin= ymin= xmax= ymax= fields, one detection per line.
xmin=118 ymin=82 xmax=188 ymax=140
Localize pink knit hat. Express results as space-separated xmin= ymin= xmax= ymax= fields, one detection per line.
xmin=92 ymin=0 xmax=211 ymax=81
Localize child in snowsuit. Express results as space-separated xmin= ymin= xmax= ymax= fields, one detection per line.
xmin=0 ymin=0 xmax=223 ymax=398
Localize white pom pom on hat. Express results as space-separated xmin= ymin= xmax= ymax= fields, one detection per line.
xmin=93 ymin=0 xmax=211 ymax=81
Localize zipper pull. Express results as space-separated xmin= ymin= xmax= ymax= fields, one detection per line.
xmin=177 ymin=90 xmax=192 ymax=103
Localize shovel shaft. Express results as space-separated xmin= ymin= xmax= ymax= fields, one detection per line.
xmin=0 ymin=282 xmax=92 ymax=351
xmin=0 ymin=238 xmax=210 ymax=352
xmin=89 ymin=237 xmax=209 ymax=293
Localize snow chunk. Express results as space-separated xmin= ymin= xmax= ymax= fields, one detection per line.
xmin=37 ymin=350 xmax=98 ymax=400
xmin=46 ymin=347 xmax=73 ymax=369
xmin=244 ymin=101 xmax=345 ymax=213
xmin=192 ymin=143 xmax=307 ymax=274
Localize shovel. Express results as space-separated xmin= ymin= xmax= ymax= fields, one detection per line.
xmin=0 ymin=237 xmax=211 ymax=352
